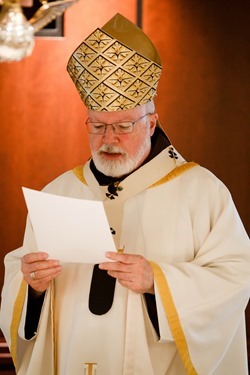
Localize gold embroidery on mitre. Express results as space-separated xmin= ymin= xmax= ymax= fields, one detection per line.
xmin=67 ymin=27 xmax=162 ymax=111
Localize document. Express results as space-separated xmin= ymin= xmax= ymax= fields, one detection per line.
xmin=22 ymin=187 xmax=116 ymax=264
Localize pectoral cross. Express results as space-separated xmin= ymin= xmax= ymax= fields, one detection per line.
xmin=84 ymin=362 xmax=97 ymax=375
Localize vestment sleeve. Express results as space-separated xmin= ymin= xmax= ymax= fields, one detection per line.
xmin=152 ymin=176 xmax=250 ymax=374
xmin=0 ymin=216 xmax=53 ymax=372
xmin=0 ymin=216 xmax=36 ymax=345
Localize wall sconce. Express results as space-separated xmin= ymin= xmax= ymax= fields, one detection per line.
xmin=0 ymin=0 xmax=78 ymax=62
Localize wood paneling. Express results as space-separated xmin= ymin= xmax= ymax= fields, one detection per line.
xmin=143 ymin=0 xmax=250 ymax=235
xmin=0 ymin=330 xmax=15 ymax=374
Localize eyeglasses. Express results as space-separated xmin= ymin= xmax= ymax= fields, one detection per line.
xmin=85 ymin=113 xmax=152 ymax=135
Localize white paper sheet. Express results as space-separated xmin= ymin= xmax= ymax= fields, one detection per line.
xmin=22 ymin=187 xmax=116 ymax=264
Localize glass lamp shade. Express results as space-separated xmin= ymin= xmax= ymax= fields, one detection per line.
xmin=0 ymin=1 xmax=34 ymax=62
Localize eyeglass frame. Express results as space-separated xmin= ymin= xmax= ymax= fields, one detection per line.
xmin=85 ymin=113 xmax=153 ymax=135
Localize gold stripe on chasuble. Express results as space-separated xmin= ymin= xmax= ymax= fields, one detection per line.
xmin=73 ymin=162 xmax=198 ymax=188
xmin=10 ymin=279 xmax=27 ymax=368
xmin=51 ymin=280 xmax=56 ymax=375
xmin=150 ymin=262 xmax=197 ymax=375
xmin=148 ymin=162 xmax=198 ymax=188
xmin=73 ymin=165 xmax=88 ymax=185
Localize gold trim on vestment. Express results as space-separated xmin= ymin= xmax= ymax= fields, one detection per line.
xmin=148 ymin=162 xmax=198 ymax=188
xmin=10 ymin=278 xmax=27 ymax=369
xmin=73 ymin=162 xmax=199 ymax=189
xmin=73 ymin=165 xmax=88 ymax=185
xmin=51 ymin=280 xmax=56 ymax=375
xmin=150 ymin=261 xmax=198 ymax=375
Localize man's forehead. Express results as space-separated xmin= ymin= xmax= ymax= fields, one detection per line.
xmin=87 ymin=106 xmax=144 ymax=121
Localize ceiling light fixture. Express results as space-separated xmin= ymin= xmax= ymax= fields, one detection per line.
xmin=0 ymin=0 xmax=78 ymax=62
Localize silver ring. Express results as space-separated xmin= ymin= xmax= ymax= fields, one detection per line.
xmin=30 ymin=271 xmax=36 ymax=280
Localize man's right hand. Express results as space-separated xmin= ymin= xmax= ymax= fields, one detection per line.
xmin=21 ymin=252 xmax=62 ymax=294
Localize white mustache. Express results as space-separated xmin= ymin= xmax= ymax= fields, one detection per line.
xmin=98 ymin=145 xmax=127 ymax=156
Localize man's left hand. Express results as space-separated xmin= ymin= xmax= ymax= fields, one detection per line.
xmin=99 ymin=252 xmax=154 ymax=294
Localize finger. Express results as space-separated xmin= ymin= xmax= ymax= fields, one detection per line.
xmin=22 ymin=252 xmax=49 ymax=265
xmin=29 ymin=259 xmax=60 ymax=272
xmin=28 ymin=268 xmax=62 ymax=293
xmin=29 ymin=265 xmax=62 ymax=281
xmin=118 ymin=279 xmax=134 ymax=290
xmin=107 ymin=270 xmax=132 ymax=281
xmin=22 ymin=259 xmax=61 ymax=276
xmin=117 ymin=274 xmax=154 ymax=294
xmin=99 ymin=260 xmax=132 ymax=272
xmin=104 ymin=252 xmax=143 ymax=264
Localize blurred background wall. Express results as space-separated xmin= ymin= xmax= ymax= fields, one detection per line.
xmin=0 ymin=0 xmax=249 ymax=371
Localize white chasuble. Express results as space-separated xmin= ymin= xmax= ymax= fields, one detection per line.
xmin=1 ymin=146 xmax=249 ymax=375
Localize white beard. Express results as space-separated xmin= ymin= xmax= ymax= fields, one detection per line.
xmin=91 ymin=133 xmax=151 ymax=178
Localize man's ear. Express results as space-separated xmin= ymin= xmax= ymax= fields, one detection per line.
xmin=150 ymin=113 xmax=158 ymax=136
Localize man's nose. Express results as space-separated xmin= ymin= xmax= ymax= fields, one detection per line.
xmin=102 ymin=125 xmax=118 ymax=143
